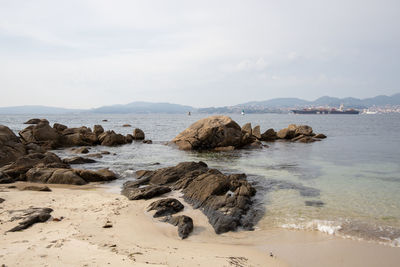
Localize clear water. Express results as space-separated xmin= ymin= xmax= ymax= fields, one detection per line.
xmin=1 ymin=113 xmax=400 ymax=246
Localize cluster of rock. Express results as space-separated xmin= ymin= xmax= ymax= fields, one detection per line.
xmin=122 ymin=161 xmax=256 ymax=237
xmin=20 ymin=118 xmax=146 ymax=150
xmin=171 ymin=115 xmax=326 ymax=150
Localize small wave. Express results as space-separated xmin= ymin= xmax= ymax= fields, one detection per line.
xmin=281 ymin=220 xmax=342 ymax=235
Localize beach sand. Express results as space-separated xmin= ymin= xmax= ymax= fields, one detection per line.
xmin=0 ymin=183 xmax=399 ymax=267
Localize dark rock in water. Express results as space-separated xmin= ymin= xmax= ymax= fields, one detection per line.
xmin=0 ymin=198 xmax=4 ymax=203
xmin=62 ymin=156 xmax=96 ymax=165
xmin=142 ymin=139 xmax=152 ymax=144
xmin=126 ymin=134 xmax=134 ymax=143
xmin=7 ymin=207 xmax=53 ymax=232
xmin=261 ymin=128 xmax=277 ymax=141
xmin=241 ymin=123 xmax=252 ymax=136
xmin=297 ymin=136 xmax=316 ymax=143
xmin=0 ymin=125 xmax=27 ymax=167
xmin=314 ymin=133 xmax=327 ymax=139
xmin=123 ymin=161 xmax=257 ymax=234
xmin=147 ymin=198 xmax=184 ymax=217
xmin=122 ymin=124 xmax=132 ymax=127
xmin=98 ymin=130 xmax=127 ymax=146
xmin=19 ymin=120 xmax=60 ymax=149
xmin=85 ymin=153 xmax=103 ymax=158
xmin=121 ymin=185 xmax=171 ymax=200
xmin=21 ymin=185 xmax=52 ymax=192
xmin=23 ymin=118 xmax=42 ymax=124
xmin=305 ymin=200 xmax=324 ymax=207
xmin=93 ymin=125 xmax=104 ymax=136
xmin=133 ymin=128 xmax=145 ymax=140
xmin=102 ymin=119 xmax=108 ymax=122
xmin=172 ymin=116 xmax=254 ymax=150
xmin=71 ymin=147 xmax=89 ymax=154
xmin=163 ymin=215 xmax=193 ymax=239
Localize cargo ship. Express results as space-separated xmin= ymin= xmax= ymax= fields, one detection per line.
xmin=292 ymin=104 xmax=359 ymax=114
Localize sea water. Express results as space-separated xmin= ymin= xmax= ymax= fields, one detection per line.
xmin=1 ymin=113 xmax=400 ymax=246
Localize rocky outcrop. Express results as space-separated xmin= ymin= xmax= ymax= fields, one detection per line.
xmin=172 ymin=116 xmax=253 ymax=150
xmin=147 ymin=198 xmax=184 ymax=218
xmin=260 ymin=129 xmax=277 ymax=141
xmin=7 ymin=207 xmax=53 ymax=232
xmin=122 ymin=185 xmax=171 ymax=200
xmin=23 ymin=118 xmax=43 ymax=124
xmin=62 ymin=156 xmax=96 ymax=165
xmin=132 ymin=128 xmax=145 ymax=140
xmin=26 ymin=167 xmax=117 ymax=185
xmin=122 ymin=162 xmax=256 ymax=234
xmin=163 ymin=215 xmax=193 ymax=239
xmin=0 ymin=125 xmax=27 ymax=167
xmin=21 ymin=185 xmax=52 ymax=192
xmin=98 ymin=131 xmax=127 ymax=146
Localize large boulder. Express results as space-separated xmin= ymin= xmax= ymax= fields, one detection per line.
xmin=163 ymin=215 xmax=193 ymax=239
xmin=122 ymin=161 xmax=257 ymax=234
xmin=60 ymin=127 xmax=98 ymax=146
xmin=26 ymin=167 xmax=86 ymax=185
xmin=260 ymin=128 xmax=277 ymax=141
xmin=74 ymin=168 xmax=117 ymax=182
xmin=23 ymin=118 xmax=43 ymax=124
xmin=172 ymin=116 xmax=250 ymax=150
xmin=147 ymin=198 xmax=184 ymax=218
xmin=252 ymin=125 xmax=261 ymax=139
xmin=19 ymin=120 xmax=60 ymax=149
xmin=98 ymin=131 xmax=127 ymax=146
xmin=0 ymin=125 xmax=26 ymax=167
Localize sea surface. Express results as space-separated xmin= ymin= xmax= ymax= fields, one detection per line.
xmin=1 ymin=113 xmax=400 ymax=246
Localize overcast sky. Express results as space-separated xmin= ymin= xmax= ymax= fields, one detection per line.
xmin=0 ymin=0 xmax=399 ymax=108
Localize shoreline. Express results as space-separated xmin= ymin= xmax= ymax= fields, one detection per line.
xmin=1 ymin=183 xmax=399 ymax=266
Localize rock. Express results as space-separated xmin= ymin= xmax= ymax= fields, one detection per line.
xmin=314 ymin=133 xmax=327 ymax=139
xmin=163 ymin=215 xmax=193 ymax=239
xmin=19 ymin=120 xmax=60 ymax=148
xmin=7 ymin=207 xmax=53 ymax=232
xmin=132 ymin=128 xmax=145 ymax=140
xmin=126 ymin=134 xmax=133 ymax=143
xmin=121 ymin=185 xmax=171 ymax=200
xmin=61 ymin=127 xmax=97 ymax=147
xmin=103 ymin=221 xmax=113 ymax=228
xmin=0 ymin=125 xmax=26 ymax=167
xmin=122 ymin=124 xmax=132 ymax=127
xmin=86 ymin=153 xmax=103 ymax=158
xmin=294 ymin=125 xmax=313 ymax=136
xmin=147 ymin=198 xmax=184 ymax=217
xmin=252 ymin=125 xmax=261 ymax=139
xmin=276 ymin=127 xmax=296 ymax=139
xmin=74 ymin=168 xmax=117 ymax=182
xmin=0 ymin=152 xmax=66 ymax=182
xmin=102 ymin=119 xmax=108 ymax=122
xmin=298 ymin=136 xmax=316 ymax=143
xmin=142 ymin=139 xmax=152 ymax=144
xmin=241 ymin=123 xmax=252 ymax=136
xmin=0 ymin=197 xmax=4 ymax=203
xmin=101 ymin=151 xmax=111 ymax=155
xmin=305 ymin=200 xmax=324 ymax=207
xmin=93 ymin=125 xmax=104 ymax=136
xmin=21 ymin=185 xmax=52 ymax=192
xmin=214 ymin=146 xmax=235 ymax=152
xmin=172 ymin=116 xmax=249 ymax=150
xmin=123 ymin=162 xmax=257 ymax=234
xmin=260 ymin=128 xmax=277 ymax=141
xmin=242 ymin=140 xmax=263 ymax=149
xmin=53 ymin=123 xmax=67 ymax=132
xmin=62 ymin=157 xmax=96 ymax=165
xmin=26 ymin=168 xmax=87 ymax=185
xmin=290 ymin=134 xmax=305 ymax=142
xmin=98 ymin=131 xmax=127 ymax=146
xmin=23 ymin=118 xmax=42 ymax=124
xmin=71 ymin=147 xmax=89 ymax=154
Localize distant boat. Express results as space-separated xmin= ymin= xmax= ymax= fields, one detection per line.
xmin=292 ymin=104 xmax=359 ymax=115
xmin=362 ymin=109 xmax=377 ymax=115
xmin=188 ymin=111 xmax=191 ymax=116
xmin=241 ymin=109 xmax=245 ymax=115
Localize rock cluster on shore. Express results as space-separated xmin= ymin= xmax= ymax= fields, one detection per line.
xmin=171 ymin=115 xmax=326 ymax=150
xmin=122 ymin=161 xmax=256 ymax=236
xmin=0 ymin=119 xmax=147 ymax=185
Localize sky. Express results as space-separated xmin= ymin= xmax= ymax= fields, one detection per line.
xmin=0 ymin=0 xmax=399 ymax=108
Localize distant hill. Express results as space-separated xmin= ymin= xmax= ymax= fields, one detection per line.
xmin=90 ymin=102 xmax=193 ymax=114
xmin=198 ymin=93 xmax=400 ymax=113
xmin=0 ymin=105 xmax=82 ymax=114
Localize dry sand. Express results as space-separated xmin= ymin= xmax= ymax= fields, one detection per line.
xmin=0 ymin=183 xmax=399 ymax=267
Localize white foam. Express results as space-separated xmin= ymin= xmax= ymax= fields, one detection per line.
xmin=281 ymin=220 xmax=342 ymax=235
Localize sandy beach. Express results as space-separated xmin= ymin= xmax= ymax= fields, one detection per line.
xmin=0 ymin=182 xmax=399 ymax=267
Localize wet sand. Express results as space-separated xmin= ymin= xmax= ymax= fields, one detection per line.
xmin=0 ymin=183 xmax=399 ymax=266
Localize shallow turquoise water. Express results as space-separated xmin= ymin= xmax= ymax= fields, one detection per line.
xmin=1 ymin=113 xmax=400 ymax=245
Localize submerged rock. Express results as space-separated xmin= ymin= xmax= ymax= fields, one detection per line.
xmin=62 ymin=156 xmax=96 ymax=165
xmin=305 ymin=200 xmax=324 ymax=207
xmin=21 ymin=185 xmax=52 ymax=192
xmin=147 ymin=198 xmax=184 ymax=218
